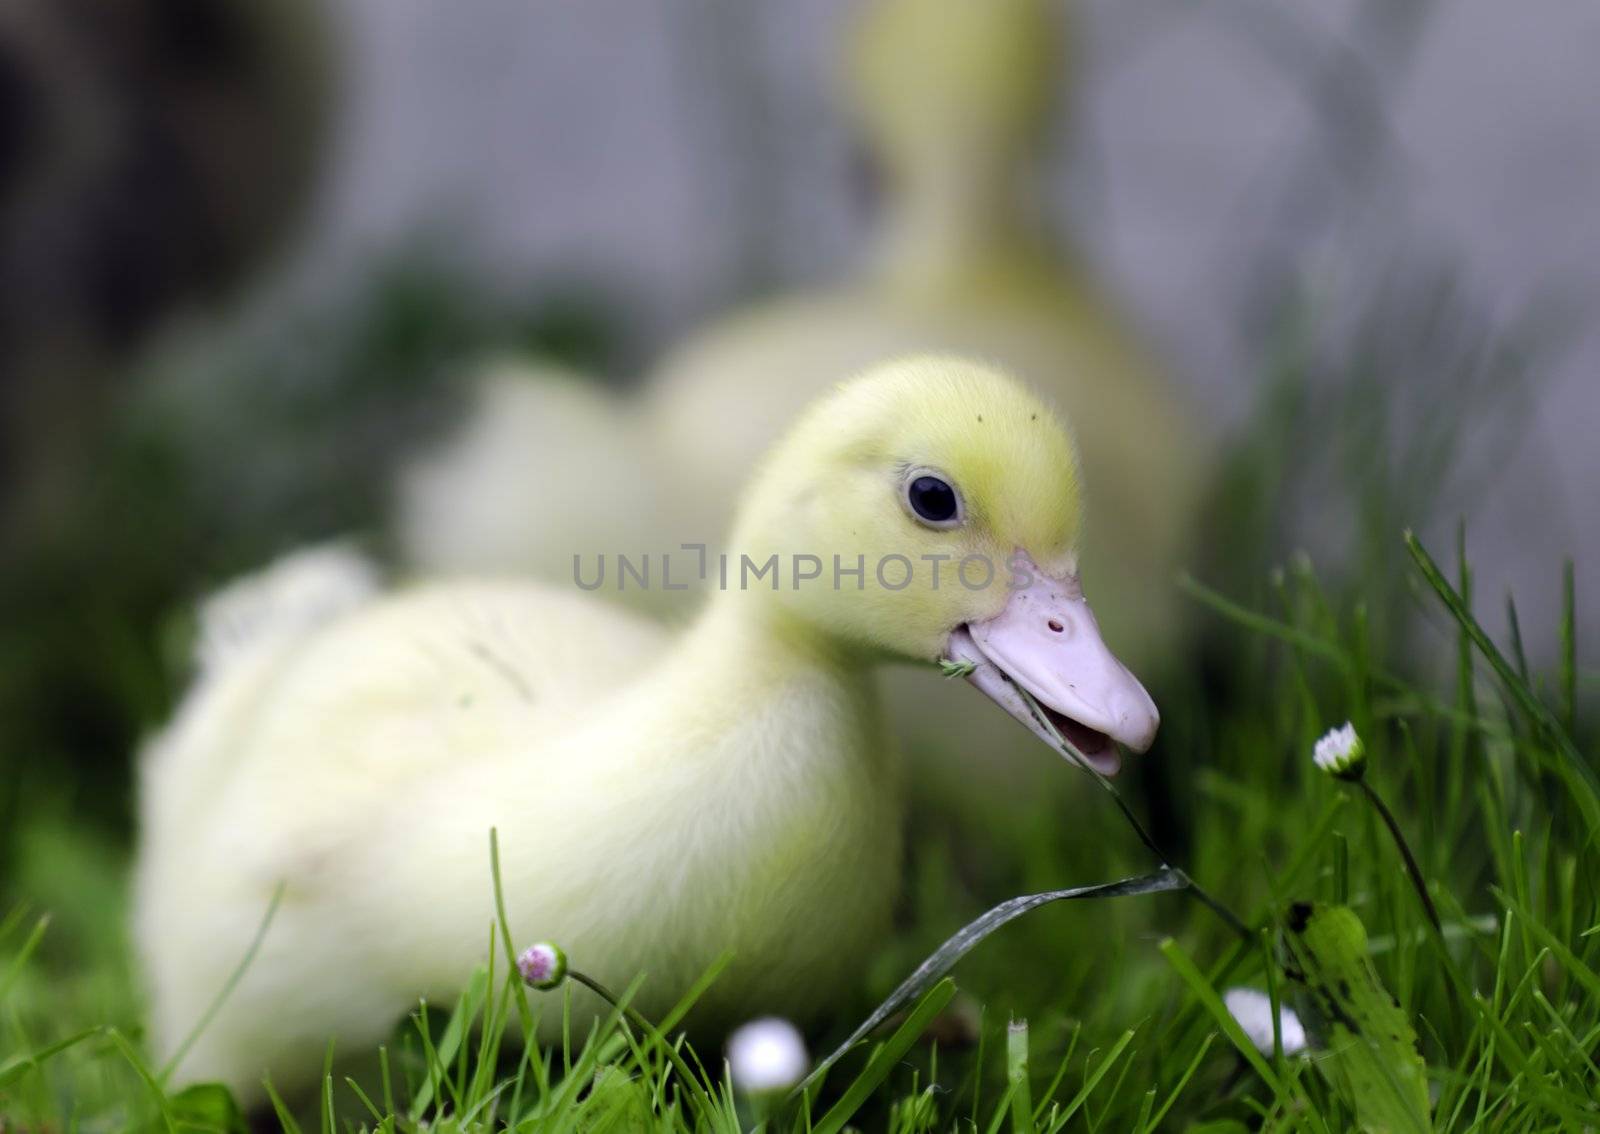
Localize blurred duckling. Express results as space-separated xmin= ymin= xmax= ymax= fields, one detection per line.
xmin=645 ymin=0 xmax=1209 ymax=671
xmin=399 ymin=359 xmax=675 ymax=583
xmin=135 ymin=356 xmax=1159 ymax=1101
xmin=397 ymin=0 xmax=1208 ymax=651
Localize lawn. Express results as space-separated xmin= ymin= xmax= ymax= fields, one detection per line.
xmin=1 ymin=270 xmax=1594 ymax=1132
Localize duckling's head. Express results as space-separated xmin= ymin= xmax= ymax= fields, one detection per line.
xmin=731 ymin=355 xmax=1158 ymax=771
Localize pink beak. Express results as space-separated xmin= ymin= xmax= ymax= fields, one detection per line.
xmin=945 ymin=554 xmax=1159 ymax=775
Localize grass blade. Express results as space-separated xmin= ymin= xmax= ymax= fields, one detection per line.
xmin=0 ymin=914 xmax=50 ymax=1004
xmin=1006 ymin=1019 xmax=1035 ymax=1134
xmin=1159 ymin=937 xmax=1281 ymax=1092
xmin=1050 ymin=1028 xmax=1136 ymax=1127
xmin=811 ymin=978 xmax=957 ymax=1134
xmin=159 ymin=882 xmax=284 ymax=1086
xmin=0 ymin=1026 xmax=104 ymax=1088
xmin=409 ymin=965 xmax=488 ymax=1119
xmin=1405 ymin=531 xmax=1597 ymax=803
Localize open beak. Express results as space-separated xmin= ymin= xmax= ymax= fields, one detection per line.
xmin=945 ymin=555 xmax=1159 ymax=776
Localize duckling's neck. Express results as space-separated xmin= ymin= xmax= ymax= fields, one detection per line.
xmin=670 ymin=591 xmax=874 ymax=719
xmin=874 ymin=147 xmax=1043 ymax=292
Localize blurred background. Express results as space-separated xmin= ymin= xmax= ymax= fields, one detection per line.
xmin=1 ymin=0 xmax=1594 ymax=941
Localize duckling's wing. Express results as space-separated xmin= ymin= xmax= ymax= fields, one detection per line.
xmin=134 ymin=572 xmax=667 ymax=1083
xmin=137 ymin=544 xmax=382 ymax=840
xmin=193 ymin=542 xmax=381 ymax=672
xmin=247 ymin=579 xmax=666 ymax=764
xmin=139 ymin=574 xmax=667 ymax=873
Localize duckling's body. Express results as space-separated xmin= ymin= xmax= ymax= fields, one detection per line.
xmin=400 ymin=362 xmax=671 ymax=581
xmin=137 ymin=357 xmax=1158 ymax=1101
xmin=138 ymin=569 xmax=897 ymax=1097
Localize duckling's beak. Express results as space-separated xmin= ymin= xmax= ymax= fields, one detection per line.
xmin=945 ymin=557 xmax=1159 ymax=776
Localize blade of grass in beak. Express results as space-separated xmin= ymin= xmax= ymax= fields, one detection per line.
xmin=1006 ymin=677 xmax=1251 ymax=940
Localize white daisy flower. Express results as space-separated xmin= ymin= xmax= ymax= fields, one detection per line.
xmin=1223 ymin=986 xmax=1307 ymax=1056
xmin=516 ymin=942 xmax=568 ymax=990
xmin=726 ymin=1017 xmax=809 ymax=1093
xmin=1312 ymin=721 xmax=1366 ymax=781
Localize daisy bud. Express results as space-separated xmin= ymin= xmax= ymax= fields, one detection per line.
xmin=1223 ymin=987 xmax=1307 ymax=1057
xmin=517 ymin=941 xmax=568 ymax=990
xmin=726 ymin=1017 xmax=809 ymax=1094
xmin=1312 ymin=722 xmax=1366 ymax=781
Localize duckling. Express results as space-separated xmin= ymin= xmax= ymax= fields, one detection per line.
xmin=135 ymin=355 xmax=1159 ymax=1101
xmin=396 ymin=0 xmax=1206 ymax=670
xmin=399 ymin=360 xmax=674 ymax=583
xmin=644 ymin=0 xmax=1209 ymax=669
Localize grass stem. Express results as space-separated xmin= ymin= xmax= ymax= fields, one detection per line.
xmin=565 ymin=970 xmax=715 ymax=1115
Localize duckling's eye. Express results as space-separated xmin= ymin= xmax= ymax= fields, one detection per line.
xmin=905 ymin=473 xmax=961 ymax=527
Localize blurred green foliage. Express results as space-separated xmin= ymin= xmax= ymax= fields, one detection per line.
xmin=0 ymin=258 xmax=620 ymax=855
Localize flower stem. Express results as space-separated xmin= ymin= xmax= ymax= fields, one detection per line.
xmin=568 ymin=970 xmax=715 ymax=1112
xmin=1357 ymin=780 xmax=1443 ymax=936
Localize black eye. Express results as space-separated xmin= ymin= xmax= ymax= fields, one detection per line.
xmin=907 ymin=474 xmax=959 ymax=525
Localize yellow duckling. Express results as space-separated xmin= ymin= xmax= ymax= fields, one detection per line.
xmin=645 ymin=0 xmax=1209 ymax=668
xmin=398 ymin=359 xmax=673 ymax=581
xmin=398 ymin=0 xmax=1205 ymax=673
xmin=135 ymin=356 xmax=1158 ymax=1101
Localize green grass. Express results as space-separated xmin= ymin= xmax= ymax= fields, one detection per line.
xmin=2 ymin=521 xmax=1594 ymax=1131
xmin=0 ymin=251 xmax=1591 ymax=1129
